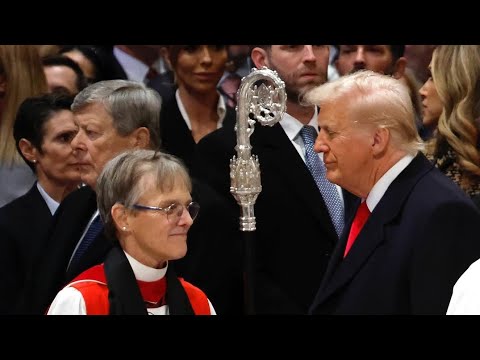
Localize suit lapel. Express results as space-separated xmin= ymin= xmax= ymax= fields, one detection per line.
xmin=48 ymin=187 xmax=98 ymax=276
xmin=315 ymin=153 xmax=433 ymax=304
xmin=342 ymin=190 xmax=360 ymax=227
xmin=253 ymin=123 xmax=339 ymax=241
xmin=26 ymin=183 xmax=53 ymax=226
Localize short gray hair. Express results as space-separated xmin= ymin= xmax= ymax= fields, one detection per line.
xmin=96 ymin=149 xmax=191 ymax=240
xmin=303 ymin=70 xmax=424 ymax=155
xmin=72 ymin=79 xmax=162 ymax=150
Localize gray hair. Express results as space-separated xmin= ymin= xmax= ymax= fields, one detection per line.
xmin=303 ymin=70 xmax=424 ymax=155
xmin=96 ymin=149 xmax=192 ymax=240
xmin=72 ymin=79 xmax=161 ymax=150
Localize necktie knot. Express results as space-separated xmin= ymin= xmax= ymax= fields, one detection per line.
xmin=146 ymin=67 xmax=159 ymax=81
xmin=300 ymin=125 xmax=318 ymax=145
xmin=343 ymin=201 xmax=371 ymax=257
xmin=300 ymin=125 xmax=344 ymax=238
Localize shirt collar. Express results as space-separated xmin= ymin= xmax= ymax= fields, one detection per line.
xmin=366 ymin=153 xmax=415 ymax=211
xmin=113 ymin=47 xmax=150 ymax=83
xmin=124 ymin=251 xmax=167 ymax=282
xmin=36 ymin=182 xmax=60 ymax=215
xmin=282 ymin=107 xmax=319 ymax=141
xmin=175 ymin=89 xmax=227 ymax=130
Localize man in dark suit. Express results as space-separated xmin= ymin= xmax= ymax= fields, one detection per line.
xmin=100 ymin=45 xmax=175 ymax=103
xmin=21 ymin=80 xmax=161 ymax=314
xmin=306 ymin=70 xmax=480 ymax=314
xmin=192 ymin=45 xmax=358 ymax=314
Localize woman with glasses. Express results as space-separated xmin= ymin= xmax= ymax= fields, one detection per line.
xmin=47 ymin=149 xmax=215 ymax=315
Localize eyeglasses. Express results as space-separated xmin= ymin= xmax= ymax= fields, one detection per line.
xmin=131 ymin=201 xmax=200 ymax=222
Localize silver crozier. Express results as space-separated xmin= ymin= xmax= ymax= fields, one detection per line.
xmin=230 ymin=66 xmax=286 ymax=313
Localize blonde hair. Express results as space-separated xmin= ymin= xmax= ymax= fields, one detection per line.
xmin=304 ymin=70 xmax=424 ymax=155
xmin=0 ymin=45 xmax=48 ymax=165
xmin=430 ymin=45 xmax=480 ymax=188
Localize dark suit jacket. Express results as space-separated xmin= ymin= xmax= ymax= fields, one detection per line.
xmin=22 ymin=180 xmax=239 ymax=315
xmin=97 ymin=46 xmax=128 ymax=81
xmin=159 ymin=95 xmax=236 ymax=172
xmin=21 ymin=186 xmax=112 ymax=314
xmin=156 ymin=96 xmax=241 ymax=314
xmin=193 ymin=120 xmax=358 ymax=314
xmin=172 ymin=178 xmax=244 ymax=315
xmin=0 ymin=183 xmax=52 ymax=314
xmin=472 ymin=193 xmax=480 ymax=210
xmin=309 ymin=153 xmax=480 ymax=315
xmin=99 ymin=46 xmax=176 ymax=104
xmin=148 ymin=80 xmax=176 ymax=104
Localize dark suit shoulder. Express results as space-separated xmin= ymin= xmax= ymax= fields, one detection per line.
xmin=413 ymin=163 xmax=475 ymax=206
xmin=0 ymin=184 xmax=49 ymax=223
xmin=48 ymin=186 xmax=98 ymax=245
xmin=55 ymin=186 xmax=96 ymax=215
xmin=223 ymin=107 xmax=237 ymax=129
xmin=472 ymin=193 xmax=480 ymax=210
xmin=148 ymin=80 xmax=176 ymax=103
xmin=197 ymin=122 xmax=236 ymax=150
xmin=62 ymin=185 xmax=95 ymax=204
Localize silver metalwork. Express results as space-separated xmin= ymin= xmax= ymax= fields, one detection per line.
xmin=230 ymin=67 xmax=287 ymax=231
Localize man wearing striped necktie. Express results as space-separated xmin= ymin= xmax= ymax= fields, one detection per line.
xmin=193 ymin=45 xmax=359 ymax=314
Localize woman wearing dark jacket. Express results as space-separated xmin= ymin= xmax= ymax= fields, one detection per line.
xmin=0 ymin=92 xmax=81 ymax=314
xmin=159 ymin=45 xmax=236 ymax=171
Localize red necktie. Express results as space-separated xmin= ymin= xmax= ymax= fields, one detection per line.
xmin=343 ymin=201 xmax=370 ymax=258
xmin=146 ymin=67 xmax=159 ymax=81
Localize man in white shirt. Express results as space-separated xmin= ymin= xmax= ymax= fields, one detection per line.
xmin=306 ymin=70 xmax=480 ymax=315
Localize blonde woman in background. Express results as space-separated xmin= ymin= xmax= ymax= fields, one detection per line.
xmin=420 ymin=45 xmax=480 ymax=198
xmin=441 ymin=46 xmax=480 ymax=315
xmin=0 ymin=45 xmax=48 ymax=207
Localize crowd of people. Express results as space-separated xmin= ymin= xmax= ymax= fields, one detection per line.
xmin=1 ymin=44 xmax=480 ymax=315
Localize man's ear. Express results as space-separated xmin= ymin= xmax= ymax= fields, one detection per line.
xmin=392 ymin=57 xmax=407 ymax=80
xmin=372 ymin=127 xmax=390 ymax=157
xmin=251 ymin=47 xmax=269 ymax=69
xmin=131 ymin=127 xmax=150 ymax=149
